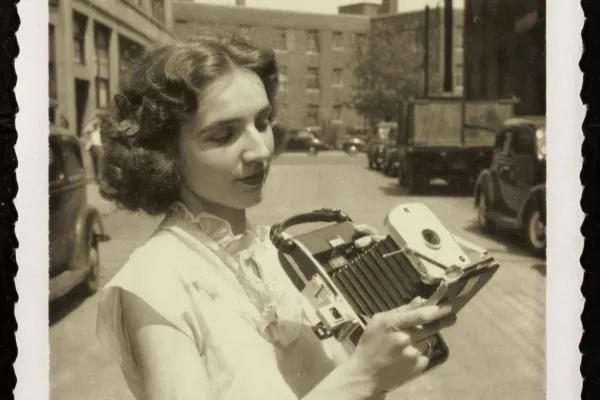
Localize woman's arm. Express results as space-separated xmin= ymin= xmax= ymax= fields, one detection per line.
xmin=121 ymin=290 xmax=212 ymax=400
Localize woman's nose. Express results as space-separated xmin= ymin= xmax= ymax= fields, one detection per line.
xmin=241 ymin=126 xmax=272 ymax=162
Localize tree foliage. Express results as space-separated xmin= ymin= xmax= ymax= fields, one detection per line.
xmin=350 ymin=20 xmax=432 ymax=125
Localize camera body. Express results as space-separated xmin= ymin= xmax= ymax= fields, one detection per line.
xmin=270 ymin=203 xmax=500 ymax=373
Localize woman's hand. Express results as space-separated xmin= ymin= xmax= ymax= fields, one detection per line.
xmin=346 ymin=300 xmax=456 ymax=396
xmin=348 ymin=223 xmax=457 ymax=395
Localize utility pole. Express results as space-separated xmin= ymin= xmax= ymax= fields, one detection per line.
xmin=443 ymin=0 xmax=454 ymax=93
xmin=424 ymin=5 xmax=430 ymax=97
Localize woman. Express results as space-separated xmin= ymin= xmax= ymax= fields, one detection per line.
xmin=96 ymin=34 xmax=455 ymax=400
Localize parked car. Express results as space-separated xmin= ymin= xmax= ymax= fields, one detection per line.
xmin=367 ymin=140 xmax=387 ymax=170
xmin=342 ymin=137 xmax=366 ymax=153
xmin=381 ymin=145 xmax=400 ymax=176
xmin=49 ymin=127 xmax=110 ymax=301
xmin=367 ymin=122 xmax=397 ymax=170
xmin=285 ymin=132 xmax=330 ymax=154
xmin=473 ymin=116 xmax=546 ymax=256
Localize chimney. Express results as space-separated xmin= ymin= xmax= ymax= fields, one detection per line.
xmin=236 ymin=0 xmax=245 ymax=6
xmin=380 ymin=0 xmax=398 ymax=15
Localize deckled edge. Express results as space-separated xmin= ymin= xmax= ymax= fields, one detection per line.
xmin=0 ymin=2 xmax=20 ymax=400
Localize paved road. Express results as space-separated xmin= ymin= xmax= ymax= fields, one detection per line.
xmin=50 ymin=152 xmax=545 ymax=400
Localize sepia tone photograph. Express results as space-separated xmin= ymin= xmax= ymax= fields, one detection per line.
xmin=46 ymin=0 xmax=546 ymax=399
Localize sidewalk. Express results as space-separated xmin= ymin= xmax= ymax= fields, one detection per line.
xmin=86 ymin=181 xmax=118 ymax=217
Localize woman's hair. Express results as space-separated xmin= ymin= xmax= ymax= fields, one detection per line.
xmin=99 ymin=34 xmax=285 ymax=215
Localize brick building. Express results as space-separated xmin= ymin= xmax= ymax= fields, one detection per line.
xmin=371 ymin=7 xmax=465 ymax=97
xmin=172 ymin=1 xmax=371 ymax=139
xmin=464 ymin=0 xmax=545 ymax=116
xmin=49 ymin=0 xmax=174 ymax=137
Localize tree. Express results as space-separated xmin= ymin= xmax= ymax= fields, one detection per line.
xmin=349 ymin=20 xmax=433 ymax=128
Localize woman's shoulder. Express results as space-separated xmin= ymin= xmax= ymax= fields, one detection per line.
xmin=106 ymin=229 xmax=191 ymax=288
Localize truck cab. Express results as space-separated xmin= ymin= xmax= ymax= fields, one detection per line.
xmin=474 ymin=116 xmax=546 ymax=256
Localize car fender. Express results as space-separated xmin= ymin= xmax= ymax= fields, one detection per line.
xmin=70 ymin=205 xmax=106 ymax=271
xmin=517 ymin=184 xmax=546 ymax=227
xmin=474 ymin=169 xmax=494 ymax=208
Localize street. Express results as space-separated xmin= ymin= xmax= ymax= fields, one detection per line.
xmin=49 ymin=152 xmax=546 ymax=400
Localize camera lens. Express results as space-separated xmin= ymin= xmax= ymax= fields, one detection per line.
xmin=422 ymin=229 xmax=441 ymax=248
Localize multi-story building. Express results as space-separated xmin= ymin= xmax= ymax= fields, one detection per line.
xmin=464 ymin=0 xmax=545 ymax=116
xmin=370 ymin=7 xmax=465 ymax=97
xmin=49 ymin=0 xmax=174 ymax=137
xmin=172 ymin=1 xmax=370 ymax=140
xmin=338 ymin=2 xmax=381 ymax=17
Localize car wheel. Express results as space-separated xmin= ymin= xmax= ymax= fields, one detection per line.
xmin=524 ymin=207 xmax=546 ymax=257
xmin=477 ymin=194 xmax=495 ymax=233
xmin=404 ymin=164 xmax=421 ymax=194
xmin=83 ymin=232 xmax=100 ymax=295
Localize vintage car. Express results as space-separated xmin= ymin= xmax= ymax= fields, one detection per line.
xmin=473 ymin=116 xmax=546 ymax=256
xmin=367 ymin=140 xmax=387 ymax=170
xmin=49 ymin=128 xmax=110 ymax=301
xmin=341 ymin=137 xmax=366 ymax=153
xmin=381 ymin=145 xmax=400 ymax=177
xmin=367 ymin=122 xmax=397 ymax=170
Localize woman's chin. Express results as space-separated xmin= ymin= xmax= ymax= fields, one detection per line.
xmin=231 ymin=187 xmax=265 ymax=209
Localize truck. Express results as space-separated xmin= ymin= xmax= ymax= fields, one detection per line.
xmin=395 ymin=97 xmax=517 ymax=193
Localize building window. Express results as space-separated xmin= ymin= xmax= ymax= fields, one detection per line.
xmin=332 ymin=104 xmax=342 ymax=122
xmin=332 ymin=31 xmax=343 ymax=49
xmin=276 ymin=29 xmax=289 ymax=51
xmin=278 ymin=66 xmax=288 ymax=91
xmin=50 ymin=0 xmax=59 ymax=10
xmin=306 ymin=104 xmax=319 ymax=126
xmin=73 ymin=12 xmax=87 ymax=65
xmin=151 ymin=0 xmax=165 ymax=23
xmin=96 ymin=77 xmax=110 ymax=109
xmin=49 ymin=25 xmax=57 ymax=101
xmin=119 ymin=36 xmax=145 ymax=90
xmin=354 ymin=32 xmax=367 ymax=47
xmin=306 ymin=67 xmax=320 ymax=90
xmin=306 ymin=30 xmax=320 ymax=53
xmin=333 ymin=68 xmax=343 ymax=86
xmin=94 ymin=23 xmax=111 ymax=79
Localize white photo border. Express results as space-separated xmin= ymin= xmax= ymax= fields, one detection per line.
xmin=13 ymin=1 xmax=584 ymax=399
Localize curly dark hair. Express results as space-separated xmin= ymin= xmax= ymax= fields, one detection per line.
xmin=99 ymin=34 xmax=285 ymax=215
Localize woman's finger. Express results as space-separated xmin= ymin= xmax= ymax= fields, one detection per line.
xmin=353 ymin=223 xmax=378 ymax=235
xmin=387 ymin=304 xmax=453 ymax=330
xmin=407 ymin=314 xmax=457 ymax=343
xmin=354 ymin=234 xmax=387 ymax=249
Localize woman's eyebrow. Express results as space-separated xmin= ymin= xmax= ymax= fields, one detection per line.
xmin=202 ymin=105 xmax=272 ymax=130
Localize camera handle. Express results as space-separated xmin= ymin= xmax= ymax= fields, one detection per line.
xmin=269 ymin=208 xmax=353 ymax=253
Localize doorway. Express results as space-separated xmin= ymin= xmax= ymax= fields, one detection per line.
xmin=74 ymin=78 xmax=89 ymax=137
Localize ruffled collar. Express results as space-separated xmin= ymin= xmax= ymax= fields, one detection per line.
xmin=168 ymin=201 xmax=267 ymax=256
xmin=164 ymin=201 xmax=305 ymax=348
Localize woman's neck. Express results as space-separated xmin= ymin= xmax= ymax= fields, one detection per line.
xmin=179 ymin=187 xmax=247 ymax=236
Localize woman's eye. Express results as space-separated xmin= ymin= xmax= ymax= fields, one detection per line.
xmin=209 ymin=125 xmax=237 ymax=143
xmin=255 ymin=117 xmax=271 ymax=132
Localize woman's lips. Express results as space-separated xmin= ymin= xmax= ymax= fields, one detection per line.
xmin=238 ymin=170 xmax=266 ymax=186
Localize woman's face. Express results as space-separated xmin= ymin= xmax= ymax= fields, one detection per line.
xmin=176 ymin=67 xmax=274 ymax=210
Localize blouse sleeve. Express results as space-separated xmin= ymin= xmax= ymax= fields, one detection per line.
xmin=95 ymin=243 xmax=204 ymax=391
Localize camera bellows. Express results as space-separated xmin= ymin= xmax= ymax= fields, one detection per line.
xmin=329 ymin=237 xmax=437 ymax=319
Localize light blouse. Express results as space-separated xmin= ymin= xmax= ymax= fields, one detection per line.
xmin=96 ymin=202 xmax=351 ymax=400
